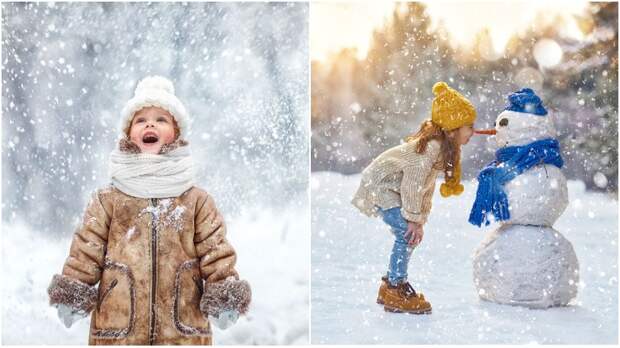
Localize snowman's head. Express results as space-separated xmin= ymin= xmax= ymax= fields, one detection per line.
xmin=494 ymin=88 xmax=556 ymax=147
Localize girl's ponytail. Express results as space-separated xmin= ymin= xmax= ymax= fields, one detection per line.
xmin=404 ymin=119 xmax=462 ymax=197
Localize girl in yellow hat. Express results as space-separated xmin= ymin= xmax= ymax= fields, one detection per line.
xmin=351 ymin=81 xmax=476 ymax=314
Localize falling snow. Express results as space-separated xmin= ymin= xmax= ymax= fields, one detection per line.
xmin=2 ymin=2 xmax=308 ymax=345
xmin=312 ymin=172 xmax=617 ymax=344
xmin=3 ymin=1 xmax=309 ymax=237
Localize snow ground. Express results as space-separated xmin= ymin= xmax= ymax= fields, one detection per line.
xmin=311 ymin=171 xmax=618 ymax=344
xmin=1 ymin=196 xmax=309 ymax=345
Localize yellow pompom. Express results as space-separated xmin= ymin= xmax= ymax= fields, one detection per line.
xmin=439 ymin=183 xmax=451 ymax=197
xmin=439 ymin=183 xmax=464 ymax=197
xmin=432 ymin=81 xmax=449 ymax=96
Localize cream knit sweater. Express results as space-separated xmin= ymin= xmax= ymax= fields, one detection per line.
xmin=351 ymin=139 xmax=443 ymax=224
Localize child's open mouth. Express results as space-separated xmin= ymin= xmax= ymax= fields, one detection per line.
xmin=142 ymin=132 xmax=159 ymax=144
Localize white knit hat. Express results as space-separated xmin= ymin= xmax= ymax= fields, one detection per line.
xmin=119 ymin=76 xmax=190 ymax=138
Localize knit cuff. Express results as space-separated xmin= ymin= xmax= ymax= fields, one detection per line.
xmin=199 ymin=278 xmax=251 ymax=318
xmin=400 ymin=208 xmax=426 ymax=225
xmin=48 ymin=274 xmax=98 ymax=314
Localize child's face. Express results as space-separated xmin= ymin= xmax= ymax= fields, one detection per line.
xmin=128 ymin=107 xmax=178 ymax=154
xmin=449 ymin=125 xmax=474 ymax=145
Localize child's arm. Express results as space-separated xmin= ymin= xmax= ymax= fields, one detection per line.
xmin=400 ymin=141 xmax=441 ymax=224
xmin=418 ymin=181 xmax=436 ymax=223
xmin=47 ymin=191 xmax=111 ymax=326
xmin=193 ymin=193 xmax=251 ymax=327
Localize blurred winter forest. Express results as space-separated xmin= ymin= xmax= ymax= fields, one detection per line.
xmin=2 ymin=2 xmax=309 ymax=235
xmin=312 ymin=2 xmax=618 ymax=193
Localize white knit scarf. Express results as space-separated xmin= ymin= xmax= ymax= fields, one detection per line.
xmin=108 ymin=145 xmax=195 ymax=199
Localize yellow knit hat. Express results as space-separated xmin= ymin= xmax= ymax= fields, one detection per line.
xmin=430 ymin=82 xmax=476 ymax=198
xmin=431 ymin=81 xmax=476 ymax=131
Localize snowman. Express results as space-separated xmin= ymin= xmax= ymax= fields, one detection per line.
xmin=468 ymin=88 xmax=579 ymax=309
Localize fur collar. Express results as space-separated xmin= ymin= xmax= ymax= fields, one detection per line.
xmin=118 ymin=138 xmax=189 ymax=155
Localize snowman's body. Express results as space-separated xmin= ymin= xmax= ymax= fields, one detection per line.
xmin=505 ymin=164 xmax=568 ymax=226
xmin=472 ymin=89 xmax=579 ymax=309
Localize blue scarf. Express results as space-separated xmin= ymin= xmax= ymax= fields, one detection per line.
xmin=468 ymin=138 xmax=564 ymax=227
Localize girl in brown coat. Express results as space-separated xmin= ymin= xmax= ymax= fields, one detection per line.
xmin=352 ymin=82 xmax=476 ymax=314
xmin=47 ymin=76 xmax=251 ymax=345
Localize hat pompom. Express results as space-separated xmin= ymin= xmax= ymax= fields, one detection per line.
xmin=135 ymin=75 xmax=175 ymax=95
xmin=432 ymin=81 xmax=449 ymax=96
xmin=505 ymin=88 xmax=547 ymax=116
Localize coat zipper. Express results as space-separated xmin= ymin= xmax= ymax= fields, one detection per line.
xmin=148 ymin=198 xmax=158 ymax=345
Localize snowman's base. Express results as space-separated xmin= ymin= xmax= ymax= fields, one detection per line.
xmin=473 ymin=224 xmax=579 ymax=309
xmin=477 ymin=296 xmax=572 ymax=309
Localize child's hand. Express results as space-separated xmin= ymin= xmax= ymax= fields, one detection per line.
xmin=209 ymin=309 xmax=240 ymax=330
xmin=55 ymin=304 xmax=87 ymax=328
xmin=406 ymin=222 xmax=424 ymax=247
xmin=199 ymin=278 xmax=251 ymax=328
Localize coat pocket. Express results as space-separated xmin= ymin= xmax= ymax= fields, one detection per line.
xmin=91 ymin=260 xmax=136 ymax=339
xmin=96 ymin=278 xmax=118 ymax=312
xmin=172 ymin=259 xmax=211 ymax=337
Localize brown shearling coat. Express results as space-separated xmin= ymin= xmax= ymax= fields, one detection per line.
xmin=50 ymin=184 xmax=246 ymax=345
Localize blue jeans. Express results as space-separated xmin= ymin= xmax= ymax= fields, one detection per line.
xmin=377 ymin=206 xmax=414 ymax=286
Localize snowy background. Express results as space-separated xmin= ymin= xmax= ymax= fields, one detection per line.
xmin=311 ymin=172 xmax=617 ymax=344
xmin=311 ymin=4 xmax=618 ymax=342
xmin=312 ymin=2 xmax=618 ymax=193
xmin=2 ymin=2 xmax=309 ymax=345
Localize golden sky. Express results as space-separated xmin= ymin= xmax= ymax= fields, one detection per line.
xmin=310 ymin=1 xmax=590 ymax=62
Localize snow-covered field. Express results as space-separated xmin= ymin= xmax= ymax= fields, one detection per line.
xmin=1 ymin=196 xmax=309 ymax=345
xmin=311 ymin=171 xmax=618 ymax=344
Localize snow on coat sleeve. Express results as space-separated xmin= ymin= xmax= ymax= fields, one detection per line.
xmin=194 ymin=194 xmax=239 ymax=283
xmin=62 ymin=191 xmax=111 ymax=284
xmin=194 ymin=193 xmax=251 ymax=319
xmin=400 ymin=141 xmax=440 ymax=224
xmin=48 ymin=190 xmax=111 ymax=313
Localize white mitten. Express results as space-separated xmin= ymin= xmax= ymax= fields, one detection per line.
xmin=48 ymin=274 xmax=97 ymax=328
xmin=209 ymin=309 xmax=240 ymax=330
xmin=55 ymin=304 xmax=88 ymax=328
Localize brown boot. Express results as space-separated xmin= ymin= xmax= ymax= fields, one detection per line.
xmin=376 ymin=275 xmax=388 ymax=304
xmin=383 ymin=281 xmax=432 ymax=314
xmin=377 ymin=276 xmax=425 ymax=305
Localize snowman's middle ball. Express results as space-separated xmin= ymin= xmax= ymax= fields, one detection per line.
xmin=504 ymin=164 xmax=568 ymax=226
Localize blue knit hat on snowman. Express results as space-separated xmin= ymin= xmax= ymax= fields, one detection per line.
xmin=504 ymin=88 xmax=547 ymax=116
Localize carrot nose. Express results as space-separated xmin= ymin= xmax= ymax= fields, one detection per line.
xmin=474 ymin=129 xmax=497 ymax=135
